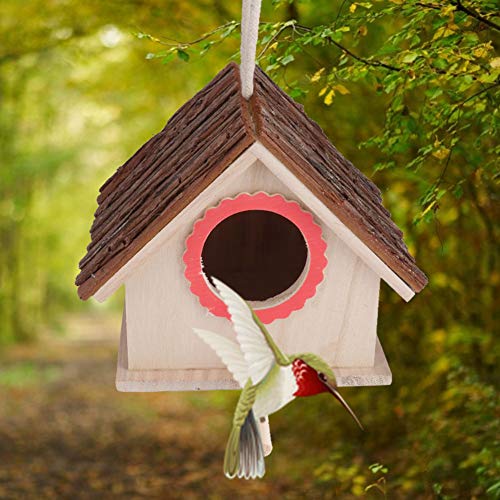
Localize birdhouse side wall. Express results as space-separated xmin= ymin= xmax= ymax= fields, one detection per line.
xmin=124 ymin=159 xmax=379 ymax=371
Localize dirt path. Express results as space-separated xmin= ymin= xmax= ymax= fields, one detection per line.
xmin=0 ymin=314 xmax=309 ymax=499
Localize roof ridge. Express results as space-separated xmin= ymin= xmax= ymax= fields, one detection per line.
xmin=76 ymin=62 xmax=427 ymax=300
xmin=249 ymin=65 xmax=427 ymax=292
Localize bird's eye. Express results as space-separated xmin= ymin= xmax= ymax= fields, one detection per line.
xmin=318 ymin=372 xmax=327 ymax=382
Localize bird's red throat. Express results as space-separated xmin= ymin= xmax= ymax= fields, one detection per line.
xmin=292 ymin=359 xmax=329 ymax=397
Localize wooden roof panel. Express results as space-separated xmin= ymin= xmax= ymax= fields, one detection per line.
xmin=76 ymin=63 xmax=255 ymax=299
xmin=76 ymin=62 xmax=427 ymax=300
xmin=252 ymin=67 xmax=427 ymax=292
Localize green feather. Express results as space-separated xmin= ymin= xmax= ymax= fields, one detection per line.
xmin=293 ymin=352 xmax=335 ymax=381
xmin=223 ymin=425 xmax=241 ymax=478
xmin=250 ymin=309 xmax=290 ymax=366
xmin=232 ymin=379 xmax=257 ymax=426
xmin=224 ymin=379 xmax=257 ymax=478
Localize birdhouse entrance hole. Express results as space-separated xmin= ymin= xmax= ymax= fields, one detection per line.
xmin=184 ymin=193 xmax=327 ymax=323
xmin=201 ymin=210 xmax=308 ymax=302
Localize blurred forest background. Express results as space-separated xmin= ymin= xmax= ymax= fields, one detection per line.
xmin=0 ymin=0 xmax=498 ymax=498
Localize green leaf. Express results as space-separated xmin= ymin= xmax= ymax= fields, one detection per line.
xmin=402 ymin=52 xmax=419 ymax=63
xmin=425 ymin=88 xmax=443 ymax=99
xmin=432 ymin=58 xmax=448 ymax=70
xmin=177 ymin=49 xmax=190 ymax=62
xmin=452 ymin=182 xmax=464 ymax=199
xmin=161 ymin=52 xmax=175 ymax=64
xmin=289 ymin=87 xmax=307 ymax=99
xmin=281 ymin=54 xmax=295 ymax=66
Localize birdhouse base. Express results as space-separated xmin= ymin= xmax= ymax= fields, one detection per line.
xmin=115 ymin=310 xmax=392 ymax=392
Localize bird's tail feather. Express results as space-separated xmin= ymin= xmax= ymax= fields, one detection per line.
xmin=223 ymin=423 xmax=240 ymax=478
xmin=239 ymin=410 xmax=265 ymax=479
xmin=224 ymin=410 xmax=265 ymax=479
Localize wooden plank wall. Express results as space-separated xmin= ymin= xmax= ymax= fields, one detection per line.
xmin=125 ymin=159 xmax=381 ymax=373
xmin=117 ymin=307 xmax=392 ymax=391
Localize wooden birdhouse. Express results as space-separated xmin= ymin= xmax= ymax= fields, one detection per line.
xmin=76 ymin=63 xmax=427 ymax=392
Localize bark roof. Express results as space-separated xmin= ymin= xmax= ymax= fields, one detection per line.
xmin=76 ymin=62 xmax=427 ymax=300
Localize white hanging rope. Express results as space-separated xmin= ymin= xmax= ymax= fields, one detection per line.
xmin=240 ymin=0 xmax=262 ymax=100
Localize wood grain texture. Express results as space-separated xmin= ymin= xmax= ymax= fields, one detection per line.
xmin=77 ymin=62 xmax=426 ymax=301
xmin=251 ymin=67 xmax=427 ymax=293
xmin=94 ymin=145 xmax=412 ymax=303
xmin=93 ymin=151 xmax=257 ymax=301
xmin=125 ymin=160 xmax=380 ymax=370
xmin=76 ymin=63 xmax=255 ymax=300
xmin=333 ymin=257 xmax=380 ymax=366
xmin=251 ymin=142 xmax=415 ymax=302
xmin=116 ymin=309 xmax=239 ymax=391
xmin=116 ymin=306 xmax=391 ymax=391
xmin=334 ymin=339 xmax=392 ymax=387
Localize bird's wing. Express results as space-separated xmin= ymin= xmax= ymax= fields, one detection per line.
xmin=253 ymin=364 xmax=298 ymax=419
xmin=193 ymin=329 xmax=249 ymax=387
xmin=212 ymin=278 xmax=276 ymax=385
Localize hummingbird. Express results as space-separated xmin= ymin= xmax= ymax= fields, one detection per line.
xmin=194 ymin=278 xmax=363 ymax=479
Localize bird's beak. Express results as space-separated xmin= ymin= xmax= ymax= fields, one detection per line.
xmin=323 ymin=378 xmax=364 ymax=431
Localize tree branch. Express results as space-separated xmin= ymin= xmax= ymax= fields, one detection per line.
xmin=458 ymin=81 xmax=500 ymax=107
xmin=295 ymin=24 xmax=400 ymax=72
xmin=328 ymin=38 xmax=400 ymax=71
xmin=452 ymin=0 xmax=500 ymax=32
xmin=152 ymin=21 xmax=238 ymax=47
xmin=415 ymin=1 xmax=499 ymax=32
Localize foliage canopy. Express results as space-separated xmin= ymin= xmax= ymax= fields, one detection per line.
xmin=0 ymin=0 xmax=498 ymax=497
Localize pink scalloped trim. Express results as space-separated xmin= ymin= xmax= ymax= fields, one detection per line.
xmin=183 ymin=192 xmax=328 ymax=324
